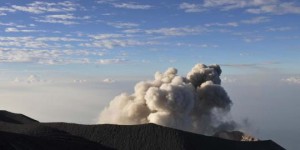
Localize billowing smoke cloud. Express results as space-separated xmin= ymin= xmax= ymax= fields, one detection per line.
xmin=98 ymin=64 xmax=236 ymax=135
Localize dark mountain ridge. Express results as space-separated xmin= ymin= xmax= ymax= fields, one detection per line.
xmin=0 ymin=110 xmax=38 ymax=124
xmin=0 ymin=110 xmax=285 ymax=150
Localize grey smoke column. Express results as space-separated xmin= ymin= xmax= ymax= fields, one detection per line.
xmin=99 ymin=64 xmax=235 ymax=135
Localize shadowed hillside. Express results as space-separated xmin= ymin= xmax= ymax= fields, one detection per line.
xmin=0 ymin=110 xmax=285 ymax=150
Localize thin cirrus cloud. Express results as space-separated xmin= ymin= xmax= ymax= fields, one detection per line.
xmin=267 ymin=27 xmax=292 ymax=32
xmin=5 ymin=27 xmax=42 ymax=33
xmin=179 ymin=2 xmax=205 ymax=13
xmin=80 ymin=39 xmax=147 ymax=49
xmin=145 ymin=26 xmax=208 ymax=36
xmin=240 ymin=16 xmax=270 ymax=24
xmin=0 ymin=47 xmax=107 ymax=65
xmin=204 ymin=22 xmax=239 ymax=27
xmin=179 ymin=0 xmax=300 ymax=15
xmin=34 ymin=14 xmax=90 ymax=25
xmin=0 ymin=7 xmax=16 ymax=15
xmin=10 ymin=1 xmax=78 ymax=14
xmin=96 ymin=59 xmax=127 ymax=65
xmin=112 ymin=3 xmax=152 ymax=9
xmin=97 ymin=0 xmax=152 ymax=10
xmin=80 ymin=33 xmax=155 ymax=49
xmin=106 ymin=22 xmax=139 ymax=29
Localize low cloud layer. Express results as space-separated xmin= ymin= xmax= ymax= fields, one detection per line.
xmin=99 ymin=64 xmax=236 ymax=135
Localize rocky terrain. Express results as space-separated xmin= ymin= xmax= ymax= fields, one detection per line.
xmin=0 ymin=110 xmax=285 ymax=150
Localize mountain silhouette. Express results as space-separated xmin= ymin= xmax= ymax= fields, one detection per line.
xmin=0 ymin=110 xmax=285 ymax=150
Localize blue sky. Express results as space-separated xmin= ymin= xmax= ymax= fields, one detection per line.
xmin=0 ymin=0 xmax=300 ymax=76
xmin=1 ymin=1 xmax=300 ymax=149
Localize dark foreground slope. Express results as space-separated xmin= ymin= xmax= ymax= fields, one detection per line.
xmin=0 ymin=110 xmax=285 ymax=150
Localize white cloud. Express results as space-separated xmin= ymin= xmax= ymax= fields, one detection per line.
xmin=73 ymin=79 xmax=87 ymax=83
xmin=243 ymin=36 xmax=264 ymax=43
xmin=246 ymin=2 xmax=300 ymax=14
xmin=102 ymin=78 xmax=115 ymax=83
xmin=122 ymin=29 xmax=142 ymax=34
xmin=267 ymin=27 xmax=292 ymax=32
xmin=107 ymin=22 xmax=139 ymax=29
xmin=203 ymin=0 xmax=277 ymax=10
xmin=180 ymin=0 xmax=300 ymax=15
xmin=0 ymin=47 xmax=103 ymax=65
xmin=112 ymin=2 xmax=152 ymax=9
xmin=179 ymin=2 xmax=205 ymax=13
xmin=81 ymin=33 xmax=155 ymax=49
xmin=0 ymin=49 xmax=58 ymax=63
xmin=80 ymin=39 xmax=145 ymax=49
xmin=0 ymin=35 xmax=110 ymax=65
xmin=0 ymin=37 xmax=48 ymax=48
xmin=281 ymin=77 xmax=300 ymax=84
xmin=11 ymin=1 xmax=78 ymax=14
xmin=241 ymin=16 xmax=270 ymax=24
xmin=205 ymin=22 xmax=239 ymax=27
xmin=34 ymin=14 xmax=89 ymax=25
xmin=145 ymin=26 xmax=207 ymax=36
xmin=97 ymin=0 xmax=116 ymax=4
xmin=45 ymin=14 xmax=76 ymax=20
xmin=35 ymin=37 xmax=84 ymax=42
xmin=0 ymin=7 xmax=16 ymax=15
xmin=12 ymin=74 xmax=49 ymax=84
xmin=89 ymin=34 xmax=124 ymax=40
xmin=97 ymin=59 xmax=126 ymax=65
xmin=5 ymin=27 xmax=41 ymax=33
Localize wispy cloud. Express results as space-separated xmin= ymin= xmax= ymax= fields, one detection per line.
xmin=107 ymin=22 xmax=139 ymax=29
xmin=179 ymin=2 xmax=205 ymax=13
xmin=0 ymin=22 xmax=16 ymax=26
xmin=80 ymin=33 xmax=156 ymax=49
xmin=11 ymin=1 xmax=78 ymax=14
xmin=112 ymin=2 xmax=152 ymax=10
xmin=221 ymin=61 xmax=280 ymax=69
xmin=0 ymin=35 xmax=108 ymax=65
xmin=0 ymin=47 xmax=104 ymax=65
xmin=80 ymin=39 xmax=147 ymax=49
xmin=97 ymin=58 xmax=127 ymax=64
xmin=243 ymin=36 xmax=264 ymax=43
xmin=145 ymin=26 xmax=208 ymax=36
xmin=5 ymin=27 xmax=41 ymax=33
xmin=205 ymin=22 xmax=239 ymax=27
xmin=0 ymin=37 xmax=48 ymax=48
xmin=35 ymin=37 xmax=85 ymax=42
xmin=179 ymin=0 xmax=300 ymax=15
xmin=97 ymin=1 xmax=152 ymax=10
xmin=267 ymin=26 xmax=292 ymax=32
xmin=203 ymin=0 xmax=277 ymax=10
xmin=241 ymin=16 xmax=270 ymax=24
xmin=246 ymin=2 xmax=300 ymax=15
xmin=34 ymin=14 xmax=90 ymax=25
xmin=88 ymin=34 xmax=125 ymax=40
xmin=0 ymin=7 xmax=16 ymax=15
xmin=102 ymin=78 xmax=115 ymax=83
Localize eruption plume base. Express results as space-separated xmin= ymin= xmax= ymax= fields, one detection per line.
xmin=99 ymin=64 xmax=236 ymax=135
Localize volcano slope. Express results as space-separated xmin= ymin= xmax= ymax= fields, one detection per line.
xmin=0 ymin=110 xmax=285 ymax=150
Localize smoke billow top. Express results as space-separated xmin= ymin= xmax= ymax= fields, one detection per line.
xmin=99 ymin=64 xmax=236 ymax=135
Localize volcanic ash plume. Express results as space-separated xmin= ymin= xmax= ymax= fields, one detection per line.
xmin=98 ymin=64 xmax=236 ymax=135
